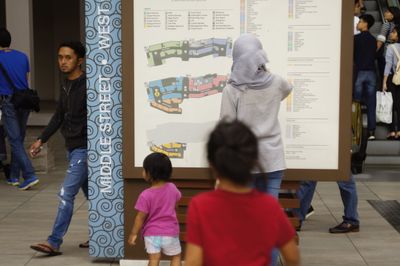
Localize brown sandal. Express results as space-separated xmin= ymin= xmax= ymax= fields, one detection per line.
xmin=30 ymin=243 xmax=62 ymax=256
xmin=78 ymin=240 xmax=89 ymax=248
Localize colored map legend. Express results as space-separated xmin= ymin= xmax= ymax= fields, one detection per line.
xmin=289 ymin=0 xmax=294 ymax=19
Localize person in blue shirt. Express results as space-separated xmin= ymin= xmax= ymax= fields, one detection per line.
xmin=0 ymin=28 xmax=38 ymax=190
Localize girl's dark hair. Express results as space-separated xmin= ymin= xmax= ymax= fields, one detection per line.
xmin=58 ymin=41 xmax=86 ymax=59
xmin=143 ymin=152 xmax=172 ymax=181
xmin=0 ymin=28 xmax=11 ymax=47
xmin=207 ymin=120 xmax=258 ymax=186
xmin=388 ymin=7 xmax=400 ymax=25
xmin=392 ymin=25 xmax=400 ymax=43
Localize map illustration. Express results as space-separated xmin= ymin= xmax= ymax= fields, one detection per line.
xmin=149 ymin=142 xmax=187 ymax=159
xmin=145 ymin=38 xmax=233 ymax=66
xmin=146 ymin=73 xmax=228 ymax=113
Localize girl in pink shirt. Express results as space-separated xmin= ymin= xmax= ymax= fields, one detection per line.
xmin=128 ymin=152 xmax=182 ymax=266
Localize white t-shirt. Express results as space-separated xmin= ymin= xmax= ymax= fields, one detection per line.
xmin=354 ymin=16 xmax=360 ymax=35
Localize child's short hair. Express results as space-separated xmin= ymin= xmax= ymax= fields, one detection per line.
xmin=143 ymin=152 xmax=172 ymax=181
xmin=207 ymin=120 xmax=258 ymax=186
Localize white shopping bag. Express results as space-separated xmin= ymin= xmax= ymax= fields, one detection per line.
xmin=376 ymin=91 xmax=393 ymax=124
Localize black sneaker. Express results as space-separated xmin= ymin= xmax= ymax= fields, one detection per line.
xmin=305 ymin=205 xmax=314 ymax=220
xmin=329 ymin=222 xmax=360 ymax=233
xmin=368 ymin=131 xmax=375 ymax=141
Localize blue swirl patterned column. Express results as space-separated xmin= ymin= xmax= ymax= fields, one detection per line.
xmin=85 ymin=0 xmax=123 ymax=258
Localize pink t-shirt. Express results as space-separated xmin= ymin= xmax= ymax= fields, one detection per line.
xmin=135 ymin=182 xmax=181 ymax=237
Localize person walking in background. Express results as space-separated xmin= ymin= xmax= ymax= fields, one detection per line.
xmin=383 ymin=25 xmax=400 ymax=139
xmin=184 ymin=121 xmax=300 ymax=266
xmin=29 ymin=41 xmax=88 ymax=255
xmin=0 ymin=27 xmax=38 ymax=190
xmin=353 ymin=14 xmax=377 ymax=140
xmin=295 ymin=8 xmax=363 ymax=234
xmin=294 ymin=174 xmax=360 ymax=234
xmin=220 ymin=33 xmax=292 ymax=266
xmin=128 ymin=152 xmax=182 ymax=266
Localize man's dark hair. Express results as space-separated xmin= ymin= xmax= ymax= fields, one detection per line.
xmin=207 ymin=120 xmax=258 ymax=186
xmin=143 ymin=152 xmax=172 ymax=182
xmin=359 ymin=14 xmax=375 ymax=29
xmin=355 ymin=0 xmax=360 ymax=5
xmin=58 ymin=41 xmax=86 ymax=59
xmin=0 ymin=28 xmax=11 ymax=47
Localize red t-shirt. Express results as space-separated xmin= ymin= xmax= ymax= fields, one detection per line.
xmin=186 ymin=189 xmax=295 ymax=266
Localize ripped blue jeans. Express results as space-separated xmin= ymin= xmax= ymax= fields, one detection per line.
xmin=47 ymin=148 xmax=88 ymax=249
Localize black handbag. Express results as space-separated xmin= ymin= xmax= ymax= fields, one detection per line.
xmin=0 ymin=63 xmax=40 ymax=112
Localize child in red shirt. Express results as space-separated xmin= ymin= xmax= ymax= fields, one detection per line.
xmin=185 ymin=121 xmax=300 ymax=266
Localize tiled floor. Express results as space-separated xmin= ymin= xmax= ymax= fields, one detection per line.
xmin=1 ymin=141 xmax=400 ymax=266
xmin=298 ymin=168 xmax=400 ymax=266
xmin=0 ymin=132 xmax=118 ymax=266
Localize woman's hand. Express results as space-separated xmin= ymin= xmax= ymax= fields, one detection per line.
xmin=383 ymin=76 xmax=389 ymax=92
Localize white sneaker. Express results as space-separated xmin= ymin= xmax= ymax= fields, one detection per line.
xmin=368 ymin=135 xmax=375 ymax=140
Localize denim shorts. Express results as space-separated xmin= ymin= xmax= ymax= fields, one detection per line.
xmin=144 ymin=236 xmax=181 ymax=256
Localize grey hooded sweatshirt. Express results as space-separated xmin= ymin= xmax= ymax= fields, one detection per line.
xmin=220 ymin=34 xmax=292 ymax=173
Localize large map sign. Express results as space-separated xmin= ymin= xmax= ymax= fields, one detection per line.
xmin=124 ymin=0 xmax=353 ymax=180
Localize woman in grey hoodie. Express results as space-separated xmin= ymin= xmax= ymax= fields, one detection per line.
xmin=220 ymin=33 xmax=292 ymax=266
xmin=220 ymin=33 xmax=292 ymax=197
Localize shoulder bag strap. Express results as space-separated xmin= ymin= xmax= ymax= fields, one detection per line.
xmin=0 ymin=63 xmax=16 ymax=93
xmin=392 ymin=45 xmax=400 ymax=61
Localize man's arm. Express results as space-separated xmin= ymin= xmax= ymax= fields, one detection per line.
xmin=377 ymin=22 xmax=389 ymax=51
xmin=354 ymin=35 xmax=358 ymax=61
xmin=39 ymin=93 xmax=65 ymax=143
xmin=29 ymin=94 xmax=64 ymax=157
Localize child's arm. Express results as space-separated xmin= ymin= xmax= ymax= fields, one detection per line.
xmin=184 ymin=243 xmax=203 ymax=266
xmin=279 ymin=238 xmax=300 ymax=266
xmin=128 ymin=211 xmax=148 ymax=245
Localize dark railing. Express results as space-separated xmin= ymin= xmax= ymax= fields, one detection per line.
xmin=376 ymin=0 xmax=387 ymax=22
